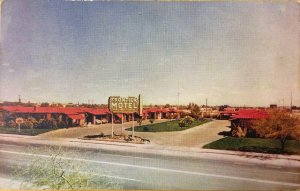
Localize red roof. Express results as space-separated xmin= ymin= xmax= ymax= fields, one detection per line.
xmin=67 ymin=114 xmax=85 ymax=120
xmin=2 ymin=106 xmax=111 ymax=116
xmin=2 ymin=106 xmax=36 ymax=113
xmin=115 ymin=114 xmax=123 ymax=119
xmin=231 ymin=109 xmax=268 ymax=120
xmin=2 ymin=106 xmax=186 ymax=116
xmin=81 ymin=108 xmax=110 ymax=115
xmin=220 ymin=110 xmax=239 ymax=115
xmin=144 ymin=108 xmax=163 ymax=113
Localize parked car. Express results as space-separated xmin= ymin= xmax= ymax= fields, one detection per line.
xmin=101 ymin=119 xmax=108 ymax=124
xmin=95 ymin=119 xmax=109 ymax=124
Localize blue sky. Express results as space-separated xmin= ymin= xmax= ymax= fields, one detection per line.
xmin=0 ymin=1 xmax=299 ymax=106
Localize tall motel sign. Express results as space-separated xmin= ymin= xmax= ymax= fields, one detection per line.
xmin=108 ymin=95 xmax=142 ymax=137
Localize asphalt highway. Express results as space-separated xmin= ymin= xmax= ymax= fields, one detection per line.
xmin=0 ymin=142 xmax=299 ymax=190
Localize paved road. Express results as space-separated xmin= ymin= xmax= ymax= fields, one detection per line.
xmin=0 ymin=142 xmax=299 ymax=190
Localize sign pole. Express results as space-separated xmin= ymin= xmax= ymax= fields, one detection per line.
xmin=132 ymin=113 xmax=134 ymax=138
xmin=16 ymin=118 xmax=23 ymax=133
xmin=111 ymin=112 xmax=114 ymax=138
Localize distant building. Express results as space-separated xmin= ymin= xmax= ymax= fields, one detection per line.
xmin=270 ymin=104 xmax=277 ymax=108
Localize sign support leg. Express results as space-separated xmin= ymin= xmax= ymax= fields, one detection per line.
xmin=111 ymin=113 xmax=114 ymax=138
xmin=18 ymin=124 xmax=20 ymax=133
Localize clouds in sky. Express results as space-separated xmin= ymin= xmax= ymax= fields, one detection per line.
xmin=0 ymin=1 xmax=299 ymax=106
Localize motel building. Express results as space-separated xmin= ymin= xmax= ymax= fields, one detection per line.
xmin=142 ymin=108 xmax=184 ymax=120
xmin=0 ymin=105 xmax=186 ymax=127
xmin=219 ymin=108 xmax=239 ymax=120
xmin=229 ymin=109 xmax=268 ymax=136
xmin=1 ymin=106 xmax=87 ymax=126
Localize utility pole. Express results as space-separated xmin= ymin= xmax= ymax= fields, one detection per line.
xmin=18 ymin=95 xmax=21 ymax=104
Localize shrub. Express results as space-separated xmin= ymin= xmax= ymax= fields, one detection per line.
xmin=37 ymin=119 xmax=58 ymax=129
xmin=21 ymin=121 xmax=34 ymax=129
xmin=149 ymin=119 xmax=154 ymax=124
xmin=39 ymin=119 xmax=48 ymax=128
xmin=14 ymin=147 xmax=121 ymax=190
xmin=178 ymin=116 xmax=195 ymax=128
xmin=57 ymin=121 xmax=68 ymax=128
xmin=143 ymin=126 xmax=149 ymax=132
xmin=28 ymin=117 xmax=39 ymax=128
xmin=137 ymin=118 xmax=142 ymax=126
xmin=7 ymin=120 xmax=17 ymax=128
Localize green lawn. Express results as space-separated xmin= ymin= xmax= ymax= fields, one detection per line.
xmin=0 ymin=126 xmax=60 ymax=136
xmin=126 ymin=119 xmax=210 ymax=132
xmin=203 ymin=137 xmax=300 ymax=155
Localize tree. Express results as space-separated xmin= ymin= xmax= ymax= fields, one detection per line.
xmin=164 ymin=104 xmax=171 ymax=108
xmin=252 ymin=109 xmax=300 ymax=153
xmin=41 ymin=102 xmax=50 ymax=107
xmin=188 ymin=103 xmax=201 ymax=119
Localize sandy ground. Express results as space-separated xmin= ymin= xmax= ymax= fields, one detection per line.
xmin=38 ymin=119 xmax=230 ymax=148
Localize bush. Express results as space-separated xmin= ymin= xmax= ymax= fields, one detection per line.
xmin=7 ymin=120 xmax=17 ymax=128
xmin=37 ymin=119 xmax=58 ymax=129
xmin=178 ymin=116 xmax=195 ymax=128
xmin=137 ymin=118 xmax=142 ymax=126
xmin=27 ymin=117 xmax=39 ymax=128
xmin=14 ymin=147 xmax=121 ymax=190
xmin=149 ymin=119 xmax=154 ymax=124
xmin=21 ymin=121 xmax=34 ymax=129
xmin=57 ymin=121 xmax=68 ymax=128
xmin=143 ymin=126 xmax=149 ymax=132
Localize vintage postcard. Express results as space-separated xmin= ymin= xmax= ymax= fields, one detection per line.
xmin=0 ymin=0 xmax=299 ymax=190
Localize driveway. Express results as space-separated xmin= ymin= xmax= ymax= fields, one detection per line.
xmin=37 ymin=119 xmax=169 ymax=139
xmin=38 ymin=119 xmax=229 ymax=149
xmin=135 ymin=120 xmax=230 ymax=148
